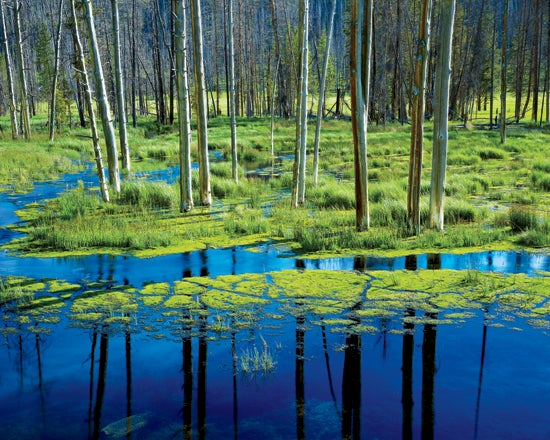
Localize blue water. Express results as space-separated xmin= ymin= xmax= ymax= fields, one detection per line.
xmin=1 ymin=167 xmax=549 ymax=439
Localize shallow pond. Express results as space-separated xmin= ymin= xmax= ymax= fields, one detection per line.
xmin=1 ymin=168 xmax=549 ymax=439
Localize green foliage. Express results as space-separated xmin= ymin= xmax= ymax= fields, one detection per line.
xmin=118 ymin=181 xmax=177 ymax=209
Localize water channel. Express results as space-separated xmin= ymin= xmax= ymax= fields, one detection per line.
xmin=1 ymin=166 xmax=549 ymax=439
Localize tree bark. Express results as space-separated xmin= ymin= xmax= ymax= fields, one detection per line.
xmin=190 ymin=0 xmax=211 ymax=206
xmin=175 ymin=0 xmax=193 ymax=212
xmin=501 ymin=0 xmax=508 ymax=144
xmin=13 ymin=0 xmax=31 ymax=140
xmin=48 ymin=0 xmax=64 ymax=142
xmin=407 ymin=0 xmax=433 ymax=235
xmin=350 ymin=0 xmax=373 ymax=231
xmin=0 ymin=0 xmax=18 ymax=139
xmin=429 ymin=0 xmax=455 ymax=231
xmin=227 ymin=0 xmax=238 ymax=183
xmin=83 ymin=0 xmax=120 ymax=193
xmin=70 ymin=0 xmax=109 ymax=202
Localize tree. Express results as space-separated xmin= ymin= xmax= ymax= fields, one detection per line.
xmin=429 ymin=0 xmax=456 ymax=231
xmin=13 ymin=0 xmax=31 ymax=139
xmin=111 ymin=0 xmax=130 ymax=171
xmin=312 ymin=0 xmax=337 ymax=187
xmin=500 ymin=0 xmax=508 ymax=144
xmin=227 ymin=0 xmax=238 ymax=183
xmin=0 ymin=0 xmax=18 ymax=139
xmin=48 ymin=0 xmax=64 ymax=142
xmin=175 ymin=0 xmax=193 ymax=212
xmin=291 ymin=0 xmax=309 ymax=208
xmin=69 ymin=0 xmax=109 ymax=202
xmin=190 ymin=0 xmax=212 ymax=206
xmin=407 ymin=0 xmax=433 ymax=235
xmin=350 ymin=0 xmax=373 ymax=231
xmin=82 ymin=0 xmax=120 ymax=193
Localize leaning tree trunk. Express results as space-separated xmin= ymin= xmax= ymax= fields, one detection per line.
xmin=0 ymin=0 xmax=18 ymax=139
xmin=70 ymin=0 xmax=109 ymax=202
xmin=407 ymin=0 xmax=433 ymax=235
xmin=312 ymin=0 xmax=337 ymax=187
xmin=13 ymin=0 xmax=31 ymax=140
xmin=190 ymin=0 xmax=212 ymax=206
xmin=350 ymin=0 xmax=373 ymax=231
xmin=175 ymin=0 xmax=193 ymax=212
xmin=227 ymin=0 xmax=238 ymax=183
xmin=429 ymin=0 xmax=456 ymax=231
xmin=500 ymin=0 xmax=508 ymax=144
xmin=83 ymin=0 xmax=120 ymax=193
xmin=111 ymin=0 xmax=130 ymax=171
xmin=49 ymin=0 xmax=64 ymax=142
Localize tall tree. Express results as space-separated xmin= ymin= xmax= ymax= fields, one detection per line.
xmin=48 ymin=0 xmax=64 ymax=142
xmin=13 ymin=0 xmax=31 ymax=139
xmin=407 ymin=0 xmax=433 ymax=235
xmin=69 ymin=0 xmax=109 ymax=202
xmin=291 ymin=0 xmax=309 ymax=208
xmin=175 ymin=0 xmax=193 ymax=212
xmin=500 ymin=0 xmax=508 ymax=144
xmin=312 ymin=0 xmax=337 ymax=187
xmin=227 ymin=0 xmax=238 ymax=183
xmin=350 ymin=0 xmax=373 ymax=231
xmin=111 ymin=0 xmax=130 ymax=171
xmin=0 ymin=0 xmax=18 ymax=139
xmin=190 ymin=0 xmax=212 ymax=206
xmin=83 ymin=0 xmax=120 ymax=193
xmin=429 ymin=0 xmax=456 ymax=231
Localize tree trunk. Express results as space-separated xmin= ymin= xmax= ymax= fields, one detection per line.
xmin=407 ymin=0 xmax=433 ymax=235
xmin=501 ymin=0 xmax=508 ymax=144
xmin=0 ymin=0 xmax=18 ymax=139
xmin=13 ymin=0 xmax=31 ymax=140
xmin=190 ymin=0 xmax=211 ymax=206
xmin=70 ymin=0 xmax=109 ymax=202
xmin=532 ymin=0 xmax=541 ymax=121
xmin=429 ymin=0 xmax=455 ymax=231
xmin=350 ymin=0 xmax=373 ymax=231
xmin=313 ymin=0 xmax=336 ymax=187
xmin=111 ymin=0 xmax=130 ymax=171
xmin=83 ymin=0 xmax=120 ymax=193
xmin=175 ymin=0 xmax=193 ymax=212
xmin=227 ymin=0 xmax=238 ymax=183
xmin=131 ymin=0 xmax=137 ymax=128
xmin=48 ymin=0 xmax=64 ymax=142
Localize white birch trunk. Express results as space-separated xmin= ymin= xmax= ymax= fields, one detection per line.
xmin=49 ymin=0 xmax=64 ymax=142
xmin=83 ymin=0 xmax=120 ymax=193
xmin=228 ymin=0 xmax=238 ymax=183
xmin=175 ymin=0 xmax=193 ymax=212
xmin=0 ymin=0 xmax=18 ymax=139
xmin=13 ymin=0 xmax=30 ymax=140
xmin=429 ymin=0 xmax=455 ymax=231
xmin=190 ymin=0 xmax=212 ymax=206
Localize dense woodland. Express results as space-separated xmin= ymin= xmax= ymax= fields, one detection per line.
xmin=0 ymin=0 xmax=549 ymax=234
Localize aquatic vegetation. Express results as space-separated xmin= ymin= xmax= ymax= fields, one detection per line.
xmin=239 ymin=340 xmax=276 ymax=375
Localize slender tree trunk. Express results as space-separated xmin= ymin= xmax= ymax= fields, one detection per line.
xmin=13 ymin=0 xmax=31 ymax=139
xmin=489 ymin=5 xmax=496 ymax=130
xmin=70 ymin=0 xmax=109 ymax=202
xmin=0 ymin=0 xmax=18 ymax=139
xmin=111 ymin=0 xmax=130 ymax=171
xmin=429 ymin=0 xmax=455 ymax=231
xmin=190 ymin=0 xmax=211 ymax=206
xmin=227 ymin=0 xmax=238 ymax=183
xmin=407 ymin=0 xmax=433 ymax=235
xmin=175 ymin=0 xmax=193 ymax=212
xmin=532 ymin=0 xmax=541 ymax=121
xmin=501 ymin=0 xmax=508 ymax=144
xmin=49 ymin=0 xmax=64 ymax=141
xmin=83 ymin=0 xmax=120 ymax=193
xmin=313 ymin=0 xmax=336 ymax=187
xmin=131 ymin=0 xmax=137 ymax=128
xmin=350 ymin=0 xmax=373 ymax=231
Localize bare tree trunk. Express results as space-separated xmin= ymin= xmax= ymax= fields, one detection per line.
xmin=131 ymin=0 xmax=137 ymax=128
xmin=407 ymin=0 xmax=433 ymax=235
xmin=429 ymin=0 xmax=455 ymax=231
xmin=227 ymin=0 xmax=238 ymax=183
xmin=0 ymin=0 xmax=18 ymax=139
xmin=532 ymin=0 xmax=541 ymax=121
xmin=13 ymin=0 xmax=31 ymax=139
xmin=350 ymin=0 xmax=373 ymax=231
xmin=312 ymin=0 xmax=336 ymax=187
xmin=70 ymin=0 xmax=109 ymax=202
xmin=111 ymin=0 xmax=130 ymax=171
xmin=83 ymin=0 xmax=120 ymax=193
xmin=501 ymin=0 xmax=508 ymax=144
xmin=49 ymin=0 xmax=64 ymax=141
xmin=175 ymin=0 xmax=193 ymax=212
xmin=190 ymin=0 xmax=211 ymax=206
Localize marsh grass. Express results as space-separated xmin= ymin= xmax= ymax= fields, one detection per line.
xmin=239 ymin=341 xmax=276 ymax=375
